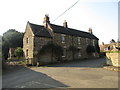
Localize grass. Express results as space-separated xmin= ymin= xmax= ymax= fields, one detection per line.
xmin=105 ymin=51 xmax=120 ymax=53
xmin=18 ymin=61 xmax=26 ymax=65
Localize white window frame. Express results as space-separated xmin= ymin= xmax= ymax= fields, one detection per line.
xmin=63 ymin=46 xmax=66 ymax=48
xmin=78 ymin=37 xmax=81 ymax=44
xmin=61 ymin=34 xmax=65 ymax=43
xmin=78 ymin=50 xmax=81 ymax=57
xmin=62 ymin=48 xmax=66 ymax=57
xmin=93 ymin=53 xmax=95 ymax=57
xmin=86 ymin=38 xmax=88 ymax=45
xmin=93 ymin=39 xmax=95 ymax=46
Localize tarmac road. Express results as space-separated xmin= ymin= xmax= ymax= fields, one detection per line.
xmin=2 ymin=58 xmax=119 ymax=88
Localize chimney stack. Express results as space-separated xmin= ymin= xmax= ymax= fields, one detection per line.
xmin=63 ymin=20 xmax=68 ymax=28
xmin=102 ymin=42 xmax=104 ymax=45
xmin=88 ymin=28 xmax=93 ymax=34
xmin=43 ymin=14 xmax=50 ymax=28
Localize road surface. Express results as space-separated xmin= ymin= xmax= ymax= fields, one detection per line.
xmin=2 ymin=58 xmax=119 ymax=88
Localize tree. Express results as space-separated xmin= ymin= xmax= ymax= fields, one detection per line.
xmin=2 ymin=37 xmax=9 ymax=60
xmin=14 ymin=47 xmax=23 ymax=58
xmin=95 ymin=44 xmax=100 ymax=53
xmin=2 ymin=29 xmax=24 ymax=60
xmin=3 ymin=29 xmax=24 ymax=48
xmin=110 ymin=39 xmax=116 ymax=43
xmin=86 ymin=45 xmax=95 ymax=55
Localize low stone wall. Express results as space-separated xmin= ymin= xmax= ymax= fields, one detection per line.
xmin=106 ymin=52 xmax=120 ymax=67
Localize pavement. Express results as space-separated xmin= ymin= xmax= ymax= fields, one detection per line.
xmin=103 ymin=66 xmax=120 ymax=72
xmin=2 ymin=58 xmax=119 ymax=88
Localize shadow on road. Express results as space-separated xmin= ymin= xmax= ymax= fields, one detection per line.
xmin=46 ymin=58 xmax=107 ymax=68
xmin=2 ymin=65 xmax=69 ymax=89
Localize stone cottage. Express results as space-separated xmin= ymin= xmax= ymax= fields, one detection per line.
xmin=99 ymin=42 xmax=120 ymax=52
xmin=23 ymin=15 xmax=99 ymax=65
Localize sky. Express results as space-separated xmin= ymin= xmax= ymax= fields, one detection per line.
xmin=0 ymin=0 xmax=119 ymax=44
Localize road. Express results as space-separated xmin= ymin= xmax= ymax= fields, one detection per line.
xmin=2 ymin=58 xmax=118 ymax=88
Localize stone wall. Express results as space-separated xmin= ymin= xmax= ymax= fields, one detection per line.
xmin=23 ymin=23 xmax=35 ymax=65
xmin=38 ymin=53 xmax=52 ymax=64
xmin=33 ymin=36 xmax=52 ymax=64
xmin=106 ymin=53 xmax=120 ymax=67
xmin=23 ymin=23 xmax=34 ymax=59
xmin=52 ymin=33 xmax=99 ymax=60
xmin=53 ymin=33 xmax=72 ymax=60
xmin=34 ymin=36 xmax=52 ymax=54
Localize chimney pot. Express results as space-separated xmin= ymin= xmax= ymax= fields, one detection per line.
xmin=43 ymin=14 xmax=50 ymax=28
xmin=88 ymin=28 xmax=93 ymax=34
xmin=63 ymin=20 xmax=68 ymax=28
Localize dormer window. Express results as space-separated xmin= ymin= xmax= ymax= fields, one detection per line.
xmin=78 ymin=37 xmax=81 ymax=44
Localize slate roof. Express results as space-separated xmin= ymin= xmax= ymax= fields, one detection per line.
xmin=29 ymin=22 xmax=52 ymax=38
xmin=29 ymin=22 xmax=99 ymax=40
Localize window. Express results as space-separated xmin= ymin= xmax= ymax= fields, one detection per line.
xmin=93 ymin=40 xmax=95 ymax=46
xmin=26 ymin=37 xmax=29 ymax=44
xmin=63 ymin=46 xmax=66 ymax=48
xmin=104 ymin=47 xmax=109 ymax=51
xmin=86 ymin=38 xmax=88 ymax=45
xmin=93 ymin=53 xmax=95 ymax=56
xmin=62 ymin=49 xmax=66 ymax=57
xmin=78 ymin=50 xmax=81 ymax=57
xmin=61 ymin=34 xmax=65 ymax=43
xmin=78 ymin=47 xmax=81 ymax=49
xmin=78 ymin=37 xmax=81 ymax=44
xmin=26 ymin=49 xmax=28 ymax=57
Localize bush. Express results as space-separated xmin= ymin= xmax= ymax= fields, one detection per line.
xmin=86 ymin=45 xmax=95 ymax=54
xmin=14 ymin=47 xmax=23 ymax=58
xmin=95 ymin=44 xmax=100 ymax=53
xmin=38 ymin=43 xmax=63 ymax=60
xmin=100 ymin=52 xmax=106 ymax=57
xmin=68 ymin=46 xmax=78 ymax=53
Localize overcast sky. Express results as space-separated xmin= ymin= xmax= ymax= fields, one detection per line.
xmin=0 ymin=0 xmax=119 ymax=44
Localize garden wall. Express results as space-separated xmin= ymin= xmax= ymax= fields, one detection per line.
xmin=106 ymin=52 xmax=120 ymax=67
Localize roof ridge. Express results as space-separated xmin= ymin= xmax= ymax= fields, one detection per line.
xmin=50 ymin=23 xmax=91 ymax=35
xmin=29 ymin=22 xmax=44 ymax=27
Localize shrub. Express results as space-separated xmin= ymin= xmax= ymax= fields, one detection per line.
xmin=100 ymin=52 xmax=106 ymax=57
xmin=68 ymin=45 xmax=78 ymax=54
xmin=14 ymin=47 xmax=23 ymax=58
xmin=95 ymin=44 xmax=100 ymax=53
xmin=38 ymin=43 xmax=63 ymax=60
xmin=86 ymin=45 xmax=95 ymax=54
